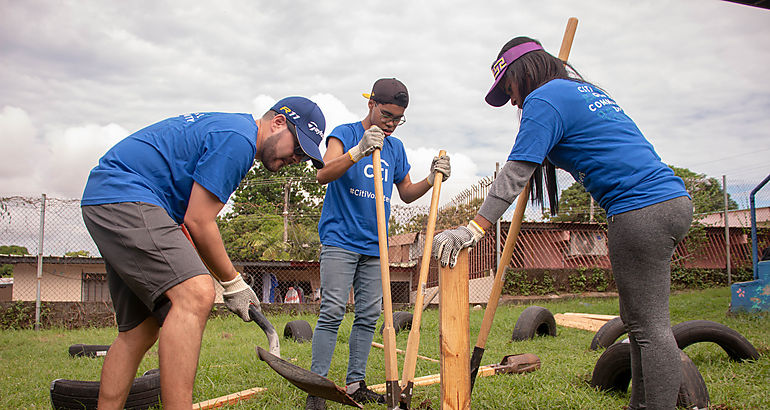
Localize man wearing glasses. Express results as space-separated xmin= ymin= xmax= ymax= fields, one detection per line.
xmin=308 ymin=78 xmax=451 ymax=408
xmin=81 ymin=96 xmax=325 ymax=409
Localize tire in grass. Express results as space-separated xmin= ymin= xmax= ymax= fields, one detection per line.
xmin=50 ymin=369 xmax=160 ymax=410
xmin=671 ymin=319 xmax=759 ymax=362
xmin=590 ymin=341 xmax=709 ymax=408
xmin=379 ymin=311 xmax=413 ymax=335
xmin=589 ymin=340 xmax=632 ymax=392
xmin=511 ymin=306 xmax=557 ymax=341
xmin=284 ymin=319 xmax=314 ymax=342
xmin=68 ymin=344 xmax=110 ymax=358
xmin=589 ymin=317 xmax=626 ymax=350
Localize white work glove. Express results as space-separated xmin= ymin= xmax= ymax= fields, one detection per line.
xmin=348 ymin=125 xmax=385 ymax=163
xmin=427 ymin=154 xmax=451 ymax=186
xmin=219 ymin=273 xmax=260 ymax=322
xmin=432 ymin=221 xmax=485 ymax=268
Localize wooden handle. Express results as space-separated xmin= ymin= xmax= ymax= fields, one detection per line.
xmin=558 ymin=17 xmax=579 ymax=62
xmin=371 ymin=148 xmax=400 ymax=403
xmin=401 ymin=149 xmax=446 ymax=389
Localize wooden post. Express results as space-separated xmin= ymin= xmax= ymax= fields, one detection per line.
xmin=440 ymin=249 xmax=470 ymax=409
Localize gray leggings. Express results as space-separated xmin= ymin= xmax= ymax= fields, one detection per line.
xmin=608 ymin=196 xmax=693 ymax=410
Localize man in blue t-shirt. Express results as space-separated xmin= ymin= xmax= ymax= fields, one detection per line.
xmin=306 ymin=79 xmax=450 ymax=408
xmin=81 ymin=96 xmax=326 ymax=409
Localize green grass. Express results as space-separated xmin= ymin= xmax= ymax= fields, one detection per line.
xmin=1 ymin=287 xmax=768 ymax=409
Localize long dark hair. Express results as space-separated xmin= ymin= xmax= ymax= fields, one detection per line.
xmin=495 ymin=36 xmax=584 ymax=215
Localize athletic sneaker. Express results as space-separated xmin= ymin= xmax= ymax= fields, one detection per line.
xmin=347 ymin=380 xmax=385 ymax=404
xmin=305 ymin=394 xmax=326 ymax=410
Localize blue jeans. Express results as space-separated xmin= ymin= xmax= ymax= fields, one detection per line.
xmin=310 ymin=245 xmax=383 ymax=385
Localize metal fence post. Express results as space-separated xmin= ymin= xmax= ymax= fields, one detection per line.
xmin=723 ymin=175 xmax=731 ymax=286
xmin=35 ymin=193 xmax=46 ymax=331
xmin=495 ymin=162 xmax=500 ymax=269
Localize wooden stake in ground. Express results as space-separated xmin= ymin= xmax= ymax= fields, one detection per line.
xmin=440 ymin=249 xmax=470 ymax=410
xmin=372 ymin=148 xmax=400 ymax=409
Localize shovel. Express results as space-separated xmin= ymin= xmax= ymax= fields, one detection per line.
xmin=372 ymin=147 xmax=401 ymax=409
xmin=257 ymin=347 xmax=362 ymax=408
xmin=469 ymin=17 xmax=579 ymax=392
xmin=399 ymin=149 xmax=445 ymax=409
xmin=180 ymin=224 xmax=280 ymax=357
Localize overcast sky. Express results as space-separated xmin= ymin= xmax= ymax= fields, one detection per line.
xmin=1 ymin=0 xmax=769 ymax=210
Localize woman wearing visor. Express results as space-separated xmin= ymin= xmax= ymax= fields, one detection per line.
xmin=433 ymin=37 xmax=692 ymax=409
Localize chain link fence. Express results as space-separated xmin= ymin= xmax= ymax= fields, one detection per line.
xmin=2 ymin=171 xmax=769 ymax=308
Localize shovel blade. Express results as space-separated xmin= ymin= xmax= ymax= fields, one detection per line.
xmin=256 ymin=347 xmax=362 ymax=408
xmin=495 ymin=353 xmax=541 ymax=374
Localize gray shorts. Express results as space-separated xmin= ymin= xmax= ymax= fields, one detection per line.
xmin=82 ymin=202 xmax=209 ymax=331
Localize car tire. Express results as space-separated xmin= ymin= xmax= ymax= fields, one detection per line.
xmin=589 ymin=317 xmax=626 ymax=351
xmin=68 ymin=344 xmax=110 ymax=358
xmin=379 ymin=311 xmax=412 ymax=335
xmin=511 ymin=306 xmax=557 ymax=341
xmin=50 ymin=369 xmax=160 ymax=410
xmin=671 ymin=320 xmax=759 ymax=362
xmin=284 ymin=320 xmax=314 ymax=342
xmin=590 ymin=342 xmax=709 ymax=408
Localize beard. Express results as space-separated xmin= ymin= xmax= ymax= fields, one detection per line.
xmin=258 ymin=132 xmax=284 ymax=172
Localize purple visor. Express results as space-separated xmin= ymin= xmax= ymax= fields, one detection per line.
xmin=485 ymin=42 xmax=543 ymax=107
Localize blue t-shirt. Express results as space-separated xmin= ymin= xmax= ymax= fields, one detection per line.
xmin=508 ymin=79 xmax=688 ymax=216
xmin=318 ymin=122 xmax=411 ymax=256
xmin=82 ymin=112 xmax=258 ymax=223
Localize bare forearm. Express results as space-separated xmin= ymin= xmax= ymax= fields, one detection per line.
xmin=184 ymin=217 xmax=237 ymax=282
xmin=397 ymin=177 xmax=432 ymax=204
xmin=316 ymin=153 xmax=355 ymax=184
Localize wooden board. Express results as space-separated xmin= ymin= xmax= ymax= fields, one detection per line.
xmin=192 ymin=387 xmax=267 ymax=409
xmin=554 ymin=313 xmax=618 ymax=332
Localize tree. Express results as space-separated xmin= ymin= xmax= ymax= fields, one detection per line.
xmin=218 ymin=162 xmax=326 ymax=261
xmin=0 ymin=245 xmax=30 ymax=255
xmin=64 ymin=250 xmax=91 ymax=257
xmin=670 ymin=166 xmax=738 ymax=214
xmin=0 ymin=245 xmax=29 ymax=278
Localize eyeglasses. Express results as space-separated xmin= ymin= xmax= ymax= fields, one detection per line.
xmin=375 ymin=104 xmax=406 ymax=126
xmin=286 ymin=120 xmax=309 ymax=162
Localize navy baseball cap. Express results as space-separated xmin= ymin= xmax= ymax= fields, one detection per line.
xmin=270 ymin=96 xmax=326 ymax=169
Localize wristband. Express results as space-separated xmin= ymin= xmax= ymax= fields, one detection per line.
xmin=468 ymin=220 xmax=485 ymax=239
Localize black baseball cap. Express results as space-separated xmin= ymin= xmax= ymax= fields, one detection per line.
xmin=362 ymin=78 xmax=409 ymax=108
xmin=270 ymin=96 xmax=326 ymax=169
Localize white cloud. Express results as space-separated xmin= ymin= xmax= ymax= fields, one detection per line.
xmin=42 ymin=123 xmax=128 ymax=197
xmin=0 ymin=106 xmax=127 ymax=197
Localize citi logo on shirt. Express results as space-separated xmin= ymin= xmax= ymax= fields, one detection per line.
xmin=364 ymin=158 xmax=389 ymax=182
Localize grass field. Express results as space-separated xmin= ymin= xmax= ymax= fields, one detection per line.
xmin=1 ymin=287 xmax=768 ymax=409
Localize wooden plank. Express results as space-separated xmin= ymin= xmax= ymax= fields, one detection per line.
xmin=192 ymin=386 xmax=267 ymax=409
xmin=440 ymin=250 xmax=470 ymax=410
xmin=554 ymin=314 xmax=606 ymax=332
xmin=562 ymin=312 xmax=618 ymax=321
